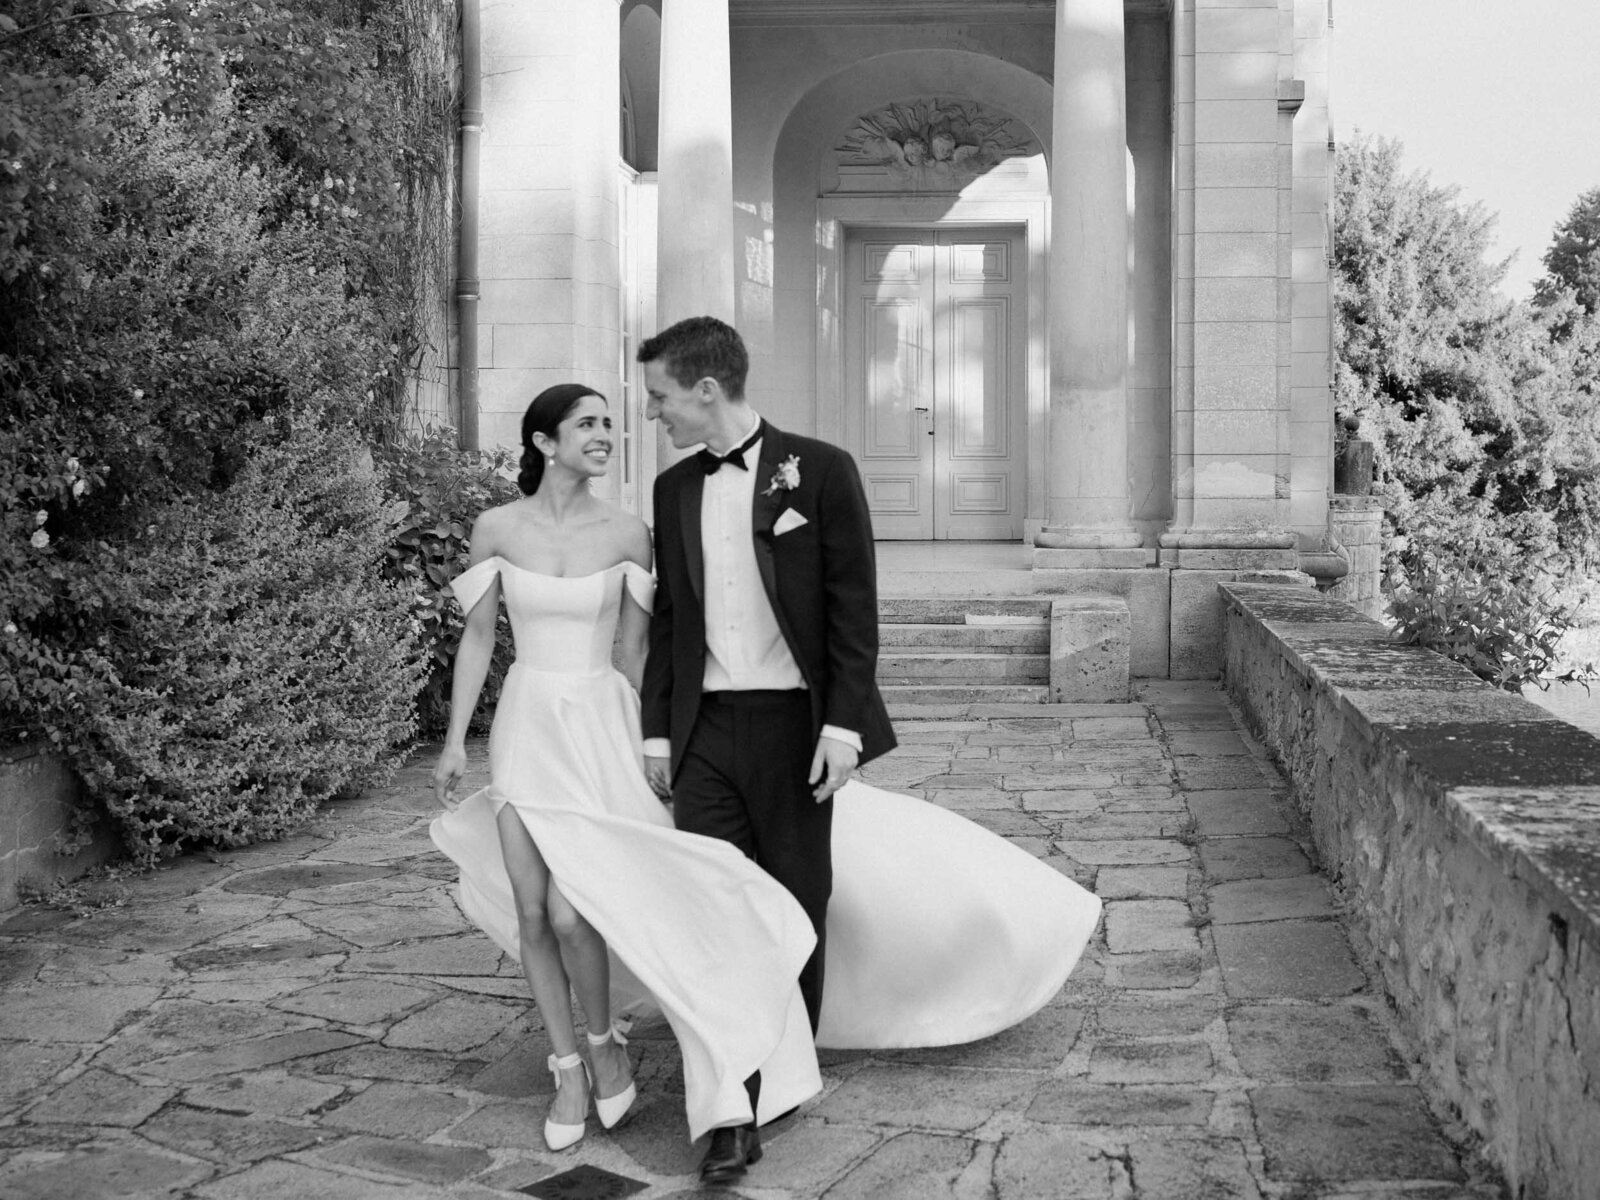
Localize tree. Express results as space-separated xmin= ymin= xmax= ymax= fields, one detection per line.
xmin=1334 ymin=133 xmax=1600 ymax=577
xmin=1537 ymin=185 xmax=1600 ymax=318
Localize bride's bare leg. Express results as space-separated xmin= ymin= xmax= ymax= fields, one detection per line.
xmin=495 ymin=805 xmax=588 ymax=1129
xmin=545 ymin=884 xmax=631 ymax=1103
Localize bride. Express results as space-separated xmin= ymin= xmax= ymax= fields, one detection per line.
xmin=431 ymin=383 xmax=1101 ymax=1154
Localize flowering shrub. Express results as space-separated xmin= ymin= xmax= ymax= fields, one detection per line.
xmin=377 ymin=429 xmax=520 ymax=739
xmin=68 ymin=421 xmax=424 ymax=864
xmin=1387 ymin=522 xmax=1596 ymax=694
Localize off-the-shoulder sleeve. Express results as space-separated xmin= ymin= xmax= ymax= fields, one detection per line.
xmin=447 ymin=557 xmax=502 ymax=615
xmin=621 ymin=561 xmax=655 ymax=613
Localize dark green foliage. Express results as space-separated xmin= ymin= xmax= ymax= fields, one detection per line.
xmin=1537 ymin=185 xmax=1600 ymax=319
xmin=1386 ymin=519 xmax=1591 ymax=694
xmin=1335 ymin=134 xmax=1600 ymax=581
xmin=377 ymin=430 xmax=521 ymax=739
xmin=0 ymin=1 xmax=455 ymax=854
xmin=72 ymin=421 xmax=425 ymax=863
xmin=1336 ymin=136 xmax=1600 ymax=691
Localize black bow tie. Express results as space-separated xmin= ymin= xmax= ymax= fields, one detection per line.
xmin=698 ymin=428 xmax=761 ymax=475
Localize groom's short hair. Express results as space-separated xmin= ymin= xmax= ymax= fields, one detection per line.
xmin=637 ymin=316 xmax=749 ymax=401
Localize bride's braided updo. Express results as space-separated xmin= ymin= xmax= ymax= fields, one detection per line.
xmin=517 ymin=383 xmax=606 ymax=495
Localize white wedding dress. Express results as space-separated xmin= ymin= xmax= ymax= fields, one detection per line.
xmin=429 ymin=556 xmax=1101 ymax=1140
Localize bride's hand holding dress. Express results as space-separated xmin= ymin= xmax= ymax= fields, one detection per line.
xmin=432 ymin=743 xmax=467 ymax=811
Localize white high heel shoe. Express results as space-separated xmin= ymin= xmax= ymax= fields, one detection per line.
xmin=588 ymin=1024 xmax=637 ymax=1130
xmin=544 ymin=1051 xmax=590 ymax=1151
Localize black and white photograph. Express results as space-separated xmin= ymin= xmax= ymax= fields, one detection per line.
xmin=1 ymin=1 xmax=1596 ymax=1196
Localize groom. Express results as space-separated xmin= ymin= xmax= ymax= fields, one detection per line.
xmin=638 ymin=316 xmax=895 ymax=1185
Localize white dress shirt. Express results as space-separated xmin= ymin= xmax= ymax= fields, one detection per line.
xmin=643 ymin=414 xmax=861 ymax=759
xmin=700 ymin=423 xmax=803 ymax=693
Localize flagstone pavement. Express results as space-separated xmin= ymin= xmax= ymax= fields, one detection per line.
xmin=0 ymin=681 xmax=1509 ymax=1199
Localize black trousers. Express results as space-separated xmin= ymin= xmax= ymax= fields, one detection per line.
xmin=672 ymin=689 xmax=833 ymax=1055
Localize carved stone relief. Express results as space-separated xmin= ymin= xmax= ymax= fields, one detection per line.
xmin=830 ymin=98 xmax=1039 ymax=193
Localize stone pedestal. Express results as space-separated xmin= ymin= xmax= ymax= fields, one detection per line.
xmin=1328 ymin=496 xmax=1385 ymax=620
xmin=1034 ymin=562 xmax=1172 ymax=679
xmin=1050 ymin=596 xmax=1130 ymax=702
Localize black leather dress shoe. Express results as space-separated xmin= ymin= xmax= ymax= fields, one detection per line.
xmin=699 ymin=1123 xmax=762 ymax=1186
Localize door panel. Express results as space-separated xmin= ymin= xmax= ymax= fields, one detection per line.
xmin=845 ymin=226 xmax=1026 ymax=539
xmin=846 ymin=234 xmax=935 ymax=538
xmin=863 ymin=301 xmax=925 ymax=460
xmin=947 ymin=298 xmax=1008 ymax=456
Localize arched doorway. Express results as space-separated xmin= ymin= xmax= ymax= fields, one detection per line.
xmin=767 ymin=54 xmax=1055 ymax=542
xmin=825 ymin=98 xmax=1045 ymax=539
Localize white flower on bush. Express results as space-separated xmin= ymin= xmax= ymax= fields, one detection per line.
xmin=30 ymin=529 xmax=49 ymax=549
xmin=132 ymin=388 xmax=144 ymax=401
xmin=34 ymin=510 xmax=48 ymax=526
xmin=72 ymin=479 xmax=88 ymax=498
xmin=66 ymin=456 xmax=80 ymax=473
xmin=3 ymin=623 xmax=17 ymax=635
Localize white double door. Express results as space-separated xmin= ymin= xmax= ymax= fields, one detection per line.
xmin=843 ymin=226 xmax=1027 ymax=540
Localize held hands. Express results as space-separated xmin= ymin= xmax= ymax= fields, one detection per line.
xmin=644 ymin=756 xmax=673 ymax=804
xmin=810 ymin=735 xmax=858 ymax=802
xmin=433 ymin=744 xmax=468 ymax=811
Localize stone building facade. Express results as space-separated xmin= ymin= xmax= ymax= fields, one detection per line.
xmin=453 ymin=0 xmax=1336 ymax=676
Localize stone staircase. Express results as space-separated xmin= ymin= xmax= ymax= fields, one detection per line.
xmin=876 ymin=565 xmax=1051 ymax=705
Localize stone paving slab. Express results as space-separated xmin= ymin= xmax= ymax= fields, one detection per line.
xmin=0 ymin=683 xmax=1505 ymax=1198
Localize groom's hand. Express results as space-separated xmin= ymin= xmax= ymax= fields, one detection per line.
xmin=644 ymin=756 xmax=673 ymax=804
xmin=809 ymin=736 xmax=858 ymax=802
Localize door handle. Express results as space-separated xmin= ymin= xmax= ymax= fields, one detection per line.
xmin=914 ymin=405 xmax=933 ymax=435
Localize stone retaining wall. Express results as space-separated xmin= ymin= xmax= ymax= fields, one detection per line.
xmin=0 ymin=746 xmax=114 ymax=911
xmin=1218 ymin=583 xmax=1600 ymax=1200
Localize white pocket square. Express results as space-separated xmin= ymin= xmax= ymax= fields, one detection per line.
xmin=773 ymin=508 xmax=809 ymax=536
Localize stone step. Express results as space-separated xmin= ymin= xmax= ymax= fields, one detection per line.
xmin=878 ymin=652 xmax=1049 ymax=683
xmin=878 ymin=568 xmax=1037 ymax=597
xmin=879 ymin=596 xmax=1054 ymax=625
xmin=879 ymin=622 xmax=1050 ymax=652
xmin=881 ymin=683 xmax=1050 ymax=705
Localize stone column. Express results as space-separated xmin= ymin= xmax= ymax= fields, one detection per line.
xmin=1037 ymin=0 xmax=1142 ymax=553
xmin=1161 ymin=0 xmax=1308 ymax=680
xmin=656 ymin=0 xmax=735 ymax=326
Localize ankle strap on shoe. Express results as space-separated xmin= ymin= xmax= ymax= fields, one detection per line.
xmin=548 ymin=1051 xmax=584 ymax=1072
xmin=586 ymin=1023 xmax=629 ymax=1048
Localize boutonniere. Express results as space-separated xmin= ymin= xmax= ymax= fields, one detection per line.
xmin=764 ymin=455 xmax=801 ymax=497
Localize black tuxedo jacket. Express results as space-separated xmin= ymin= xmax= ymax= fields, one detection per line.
xmin=642 ymin=420 xmax=896 ymax=780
